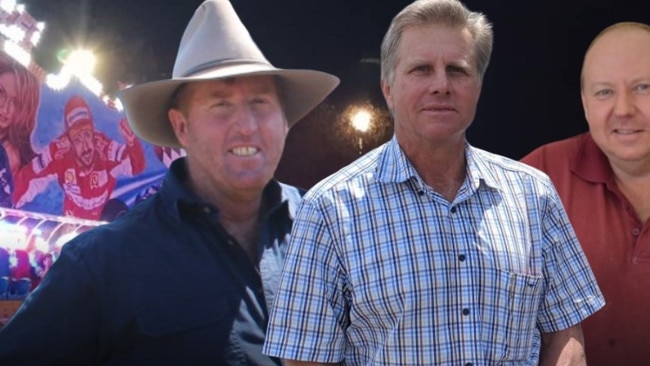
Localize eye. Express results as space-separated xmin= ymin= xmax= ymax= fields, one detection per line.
xmin=214 ymin=100 xmax=230 ymax=107
xmin=635 ymin=83 xmax=650 ymax=92
xmin=447 ymin=65 xmax=467 ymax=75
xmin=594 ymin=89 xmax=613 ymax=98
xmin=411 ymin=64 xmax=432 ymax=74
xmin=251 ymin=97 xmax=269 ymax=105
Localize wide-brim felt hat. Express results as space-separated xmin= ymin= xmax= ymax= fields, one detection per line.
xmin=118 ymin=0 xmax=340 ymax=147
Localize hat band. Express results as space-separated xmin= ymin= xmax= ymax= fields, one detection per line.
xmin=180 ymin=58 xmax=274 ymax=77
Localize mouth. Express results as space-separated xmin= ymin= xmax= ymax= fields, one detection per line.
xmin=230 ymin=146 xmax=259 ymax=157
xmin=613 ymin=128 xmax=643 ymax=135
xmin=422 ymin=105 xmax=456 ymax=112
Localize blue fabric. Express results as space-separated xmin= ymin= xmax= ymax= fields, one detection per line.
xmin=0 ymin=157 xmax=302 ymax=365
xmin=264 ymin=136 xmax=605 ymax=365
xmin=0 ymin=145 xmax=13 ymax=208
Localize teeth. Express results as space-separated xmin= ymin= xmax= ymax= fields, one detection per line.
xmin=232 ymin=147 xmax=257 ymax=156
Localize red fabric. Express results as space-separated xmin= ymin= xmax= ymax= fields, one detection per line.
xmin=522 ymin=132 xmax=650 ymax=366
xmin=13 ymin=131 xmax=145 ymax=221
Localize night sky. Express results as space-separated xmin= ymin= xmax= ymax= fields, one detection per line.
xmin=20 ymin=0 xmax=650 ymax=189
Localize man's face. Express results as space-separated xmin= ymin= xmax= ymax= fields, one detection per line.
xmin=381 ymin=24 xmax=482 ymax=152
xmin=169 ymin=75 xmax=288 ymax=196
xmin=68 ymin=124 xmax=95 ymax=167
xmin=0 ymin=71 xmax=18 ymax=132
xmin=581 ymin=27 xmax=650 ymax=168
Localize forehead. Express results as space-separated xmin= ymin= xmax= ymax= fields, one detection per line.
xmin=584 ymin=27 xmax=650 ymax=78
xmin=68 ymin=123 xmax=93 ymax=138
xmin=185 ymin=75 xmax=280 ymax=97
xmin=397 ymin=24 xmax=475 ymax=63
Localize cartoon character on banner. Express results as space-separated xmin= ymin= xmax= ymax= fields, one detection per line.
xmin=13 ymin=95 xmax=146 ymax=221
xmin=0 ymin=53 xmax=40 ymax=208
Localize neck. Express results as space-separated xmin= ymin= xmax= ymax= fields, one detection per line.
xmin=400 ymin=138 xmax=466 ymax=202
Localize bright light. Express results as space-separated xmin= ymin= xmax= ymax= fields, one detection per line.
xmin=46 ymin=70 xmax=72 ymax=91
xmin=30 ymin=30 xmax=42 ymax=46
xmin=64 ymin=49 xmax=96 ymax=76
xmin=351 ymin=108 xmax=372 ymax=133
xmin=3 ymin=39 xmax=30 ymax=65
xmin=0 ymin=0 xmax=16 ymax=13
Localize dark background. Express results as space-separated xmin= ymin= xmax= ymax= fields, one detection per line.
xmin=21 ymin=0 xmax=650 ymax=189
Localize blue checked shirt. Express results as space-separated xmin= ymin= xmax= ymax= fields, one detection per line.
xmin=264 ymin=136 xmax=604 ymax=365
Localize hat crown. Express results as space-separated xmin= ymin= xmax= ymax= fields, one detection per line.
xmin=64 ymin=95 xmax=93 ymax=130
xmin=173 ymin=0 xmax=270 ymax=78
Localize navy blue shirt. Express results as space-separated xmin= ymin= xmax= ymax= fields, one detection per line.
xmin=0 ymin=158 xmax=303 ymax=365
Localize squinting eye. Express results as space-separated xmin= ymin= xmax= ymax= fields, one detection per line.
xmin=447 ymin=66 xmax=466 ymax=74
xmin=412 ymin=65 xmax=431 ymax=73
xmin=594 ymin=89 xmax=613 ymax=97
xmin=636 ymin=84 xmax=650 ymax=91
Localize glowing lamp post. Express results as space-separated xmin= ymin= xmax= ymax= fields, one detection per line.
xmin=349 ymin=107 xmax=373 ymax=155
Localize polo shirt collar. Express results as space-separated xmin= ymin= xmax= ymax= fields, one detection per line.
xmin=571 ymin=133 xmax=613 ymax=184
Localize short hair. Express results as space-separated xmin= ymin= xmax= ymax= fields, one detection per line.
xmin=380 ymin=0 xmax=493 ymax=85
xmin=580 ymin=22 xmax=650 ymax=90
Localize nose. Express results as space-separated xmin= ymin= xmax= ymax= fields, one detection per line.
xmin=614 ymin=90 xmax=635 ymax=117
xmin=428 ymin=72 xmax=450 ymax=95
xmin=235 ymin=106 xmax=259 ymax=135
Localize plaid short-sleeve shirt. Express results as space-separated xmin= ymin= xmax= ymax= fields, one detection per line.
xmin=264 ymin=136 xmax=604 ymax=365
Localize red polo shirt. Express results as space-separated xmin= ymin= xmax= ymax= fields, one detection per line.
xmin=522 ymin=132 xmax=650 ymax=366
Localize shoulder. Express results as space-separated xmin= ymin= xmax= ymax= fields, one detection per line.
xmin=304 ymin=145 xmax=385 ymax=201
xmin=469 ymin=146 xmax=562 ymax=202
xmin=520 ymin=133 xmax=586 ymax=168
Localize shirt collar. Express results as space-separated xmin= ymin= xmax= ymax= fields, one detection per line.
xmin=571 ymin=133 xmax=613 ymax=184
xmin=159 ymin=157 xmax=293 ymax=223
xmin=375 ymin=135 xmax=501 ymax=194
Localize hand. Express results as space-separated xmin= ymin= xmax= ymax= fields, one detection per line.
xmin=50 ymin=135 xmax=71 ymax=161
xmin=118 ymin=118 xmax=137 ymax=145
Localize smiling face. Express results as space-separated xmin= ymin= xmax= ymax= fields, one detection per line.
xmin=381 ymin=24 xmax=482 ymax=154
xmin=67 ymin=123 xmax=95 ymax=168
xmin=0 ymin=71 xmax=18 ymax=134
xmin=169 ymin=75 xmax=288 ymax=199
xmin=581 ymin=25 xmax=650 ymax=169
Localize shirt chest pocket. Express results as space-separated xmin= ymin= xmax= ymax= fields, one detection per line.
xmin=135 ymin=293 xmax=236 ymax=343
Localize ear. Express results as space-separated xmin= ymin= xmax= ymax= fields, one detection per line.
xmin=580 ymin=91 xmax=589 ymax=123
xmin=168 ymin=108 xmax=188 ymax=147
xmin=381 ymin=79 xmax=394 ymax=111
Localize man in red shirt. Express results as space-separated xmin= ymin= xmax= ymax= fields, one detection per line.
xmin=521 ymin=22 xmax=650 ymax=366
xmin=13 ymin=95 xmax=145 ymax=220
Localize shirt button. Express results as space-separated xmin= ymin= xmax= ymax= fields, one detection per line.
xmin=462 ymin=308 xmax=470 ymax=316
xmin=632 ymin=228 xmax=640 ymax=236
xmin=450 ymin=206 xmax=457 ymax=213
xmin=203 ymin=206 xmax=211 ymax=214
xmin=458 ymin=254 xmax=466 ymax=261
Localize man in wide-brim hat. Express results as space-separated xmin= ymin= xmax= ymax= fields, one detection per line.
xmin=0 ymin=0 xmax=338 ymax=364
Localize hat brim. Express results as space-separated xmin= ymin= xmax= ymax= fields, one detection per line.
xmin=118 ymin=64 xmax=339 ymax=147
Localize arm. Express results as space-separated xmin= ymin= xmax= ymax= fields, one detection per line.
xmin=117 ymin=117 xmax=145 ymax=175
xmin=539 ymin=324 xmax=586 ymax=366
xmin=0 ymin=240 xmax=101 ymax=364
xmin=12 ymin=137 xmax=66 ymax=207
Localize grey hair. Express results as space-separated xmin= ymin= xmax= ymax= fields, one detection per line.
xmin=380 ymin=0 xmax=493 ymax=85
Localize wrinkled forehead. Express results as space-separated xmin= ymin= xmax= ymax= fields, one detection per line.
xmin=188 ymin=75 xmax=280 ymax=97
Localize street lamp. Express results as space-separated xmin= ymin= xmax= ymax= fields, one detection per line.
xmin=347 ymin=105 xmax=373 ymax=155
